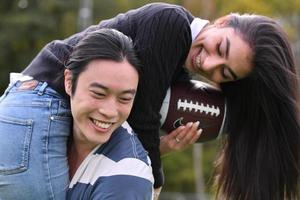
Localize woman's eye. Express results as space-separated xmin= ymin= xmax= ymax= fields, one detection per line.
xmin=217 ymin=43 xmax=222 ymax=56
xmin=221 ymin=67 xmax=229 ymax=79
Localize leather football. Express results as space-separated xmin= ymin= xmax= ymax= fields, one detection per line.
xmin=160 ymin=80 xmax=226 ymax=143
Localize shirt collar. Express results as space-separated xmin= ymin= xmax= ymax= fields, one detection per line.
xmin=191 ymin=17 xmax=210 ymax=41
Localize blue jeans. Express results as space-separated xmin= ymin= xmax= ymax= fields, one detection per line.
xmin=0 ymin=79 xmax=71 ymax=199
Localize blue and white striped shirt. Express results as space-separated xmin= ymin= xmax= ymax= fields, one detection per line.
xmin=67 ymin=122 xmax=154 ymax=200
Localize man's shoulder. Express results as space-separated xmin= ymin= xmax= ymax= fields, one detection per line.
xmin=67 ymin=123 xmax=154 ymax=199
xmin=68 ymin=175 xmax=153 ymax=200
xmin=96 ymin=122 xmax=149 ymax=163
xmin=69 ymin=122 xmax=153 ymax=188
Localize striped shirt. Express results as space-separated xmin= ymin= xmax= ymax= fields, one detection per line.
xmin=67 ymin=122 xmax=154 ymax=200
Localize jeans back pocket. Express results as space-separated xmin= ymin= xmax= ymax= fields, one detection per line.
xmin=0 ymin=115 xmax=33 ymax=175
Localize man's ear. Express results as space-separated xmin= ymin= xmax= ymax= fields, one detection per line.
xmin=64 ymin=69 xmax=72 ymax=96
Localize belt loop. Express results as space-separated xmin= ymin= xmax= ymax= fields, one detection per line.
xmin=38 ymin=82 xmax=48 ymax=96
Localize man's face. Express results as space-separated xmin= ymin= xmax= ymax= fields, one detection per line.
xmin=185 ymin=24 xmax=253 ymax=84
xmin=65 ymin=59 xmax=138 ymax=150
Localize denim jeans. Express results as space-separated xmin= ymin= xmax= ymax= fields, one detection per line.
xmin=0 ymin=76 xmax=71 ymax=199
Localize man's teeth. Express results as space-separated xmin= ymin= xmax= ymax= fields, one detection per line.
xmin=93 ymin=119 xmax=112 ymax=129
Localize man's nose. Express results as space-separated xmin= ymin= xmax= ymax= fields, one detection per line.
xmin=98 ymin=98 xmax=118 ymax=118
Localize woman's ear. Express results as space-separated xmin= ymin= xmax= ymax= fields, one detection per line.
xmin=64 ymin=69 xmax=72 ymax=96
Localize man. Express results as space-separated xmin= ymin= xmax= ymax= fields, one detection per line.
xmin=64 ymin=29 xmax=154 ymax=199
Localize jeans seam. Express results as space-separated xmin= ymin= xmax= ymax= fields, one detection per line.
xmin=43 ymin=99 xmax=56 ymax=200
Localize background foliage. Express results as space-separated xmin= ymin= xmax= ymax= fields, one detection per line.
xmin=1 ymin=0 xmax=299 ymax=198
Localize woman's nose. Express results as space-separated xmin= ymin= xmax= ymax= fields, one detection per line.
xmin=202 ymin=56 xmax=224 ymax=73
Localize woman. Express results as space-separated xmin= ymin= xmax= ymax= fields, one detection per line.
xmin=214 ymin=14 xmax=300 ymax=200
xmin=0 ymin=2 xmax=299 ymax=200
xmin=160 ymin=13 xmax=300 ymax=200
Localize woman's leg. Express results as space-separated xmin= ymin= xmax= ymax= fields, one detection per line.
xmin=0 ymin=80 xmax=71 ymax=200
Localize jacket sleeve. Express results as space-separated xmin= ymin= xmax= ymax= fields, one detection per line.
xmin=110 ymin=4 xmax=192 ymax=188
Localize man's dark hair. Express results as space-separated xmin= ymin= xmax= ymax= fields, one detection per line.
xmin=65 ymin=28 xmax=141 ymax=95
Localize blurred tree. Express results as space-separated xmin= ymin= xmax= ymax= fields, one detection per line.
xmin=0 ymin=0 xmax=78 ymax=92
xmin=162 ymin=139 xmax=220 ymax=196
xmin=92 ymin=0 xmax=179 ymax=24
xmin=162 ymin=147 xmax=197 ymax=192
xmin=215 ymin=0 xmax=300 ymax=16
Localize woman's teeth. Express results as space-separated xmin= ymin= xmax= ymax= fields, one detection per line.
xmin=195 ymin=46 xmax=203 ymax=68
xmin=93 ymin=119 xmax=112 ymax=129
xmin=195 ymin=54 xmax=201 ymax=68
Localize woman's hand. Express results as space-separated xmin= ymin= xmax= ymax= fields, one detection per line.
xmin=160 ymin=121 xmax=202 ymax=155
xmin=153 ymin=187 xmax=162 ymax=200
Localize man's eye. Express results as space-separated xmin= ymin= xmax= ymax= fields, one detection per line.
xmin=92 ymin=91 xmax=105 ymax=98
xmin=119 ymin=97 xmax=133 ymax=104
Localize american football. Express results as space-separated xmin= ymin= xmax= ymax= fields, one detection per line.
xmin=160 ymin=79 xmax=226 ymax=143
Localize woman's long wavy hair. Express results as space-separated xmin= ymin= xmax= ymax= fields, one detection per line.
xmin=214 ymin=14 xmax=300 ymax=200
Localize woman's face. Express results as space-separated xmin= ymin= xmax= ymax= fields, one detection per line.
xmin=185 ymin=24 xmax=253 ymax=84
